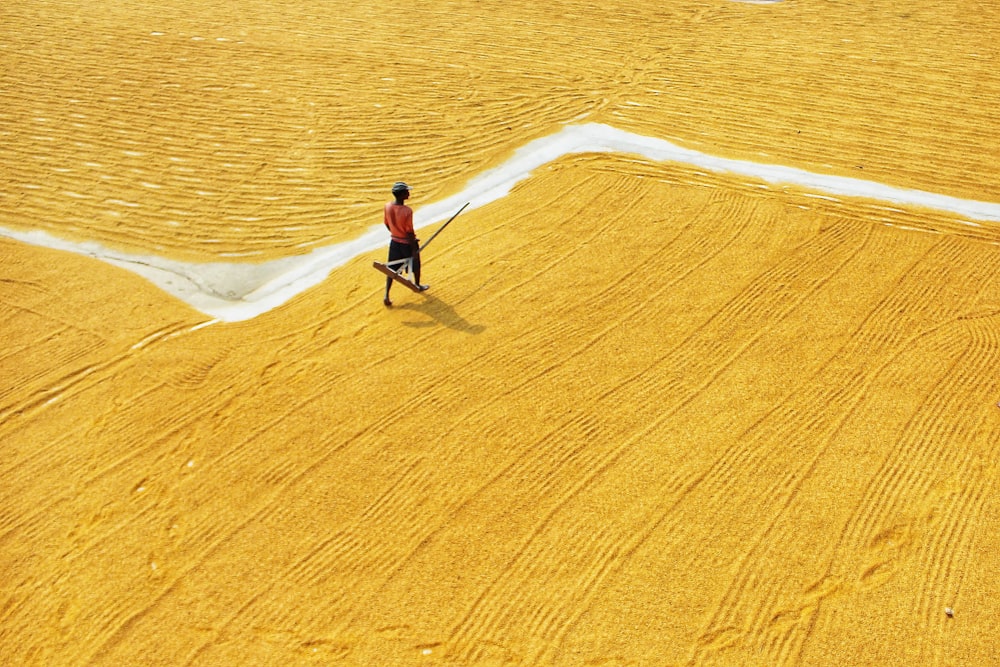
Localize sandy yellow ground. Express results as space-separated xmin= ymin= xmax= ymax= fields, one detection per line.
xmin=2 ymin=1 xmax=1000 ymax=665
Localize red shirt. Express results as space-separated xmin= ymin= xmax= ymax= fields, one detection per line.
xmin=384 ymin=202 xmax=415 ymax=243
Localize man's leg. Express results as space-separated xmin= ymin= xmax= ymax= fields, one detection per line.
xmin=384 ymin=241 xmax=405 ymax=306
xmin=412 ymin=250 xmax=428 ymax=291
xmin=384 ymin=276 xmax=393 ymax=306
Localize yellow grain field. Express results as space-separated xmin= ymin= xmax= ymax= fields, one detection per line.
xmin=2 ymin=1 xmax=999 ymax=665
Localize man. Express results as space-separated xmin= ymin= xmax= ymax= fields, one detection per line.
xmin=383 ymin=181 xmax=428 ymax=306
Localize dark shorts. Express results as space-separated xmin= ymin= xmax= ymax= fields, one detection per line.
xmin=387 ymin=240 xmax=419 ymax=274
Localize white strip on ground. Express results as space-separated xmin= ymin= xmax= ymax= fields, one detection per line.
xmin=2 ymin=123 xmax=999 ymax=322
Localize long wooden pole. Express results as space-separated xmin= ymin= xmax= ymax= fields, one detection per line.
xmin=419 ymin=202 xmax=470 ymax=252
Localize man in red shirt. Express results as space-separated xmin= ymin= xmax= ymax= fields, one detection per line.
xmin=382 ymin=181 xmax=428 ymax=306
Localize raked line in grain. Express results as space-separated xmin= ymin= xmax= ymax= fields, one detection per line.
xmin=2 ymin=123 xmax=999 ymax=322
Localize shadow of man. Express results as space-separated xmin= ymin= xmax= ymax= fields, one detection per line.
xmin=397 ymin=294 xmax=485 ymax=334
